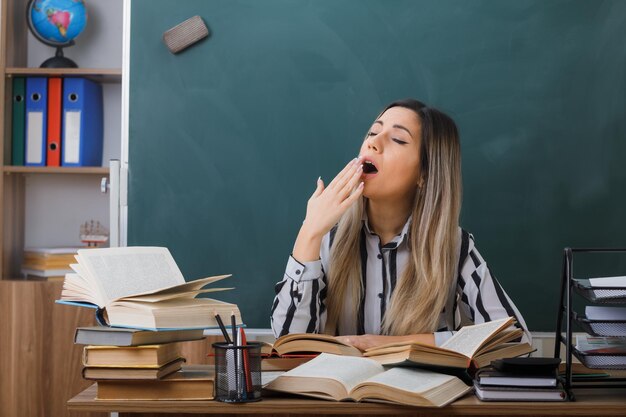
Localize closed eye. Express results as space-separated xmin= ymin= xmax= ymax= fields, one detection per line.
xmin=392 ymin=138 xmax=408 ymax=145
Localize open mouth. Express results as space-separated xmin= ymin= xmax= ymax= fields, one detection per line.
xmin=362 ymin=160 xmax=378 ymax=174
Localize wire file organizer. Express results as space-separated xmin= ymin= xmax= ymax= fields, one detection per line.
xmin=554 ymin=248 xmax=626 ymax=400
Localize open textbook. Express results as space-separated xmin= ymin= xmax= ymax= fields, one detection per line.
xmin=57 ymin=247 xmax=242 ymax=330
xmin=266 ymin=353 xmax=471 ymax=407
xmin=364 ymin=317 xmax=532 ymax=369
xmin=261 ymin=333 xmax=362 ymax=356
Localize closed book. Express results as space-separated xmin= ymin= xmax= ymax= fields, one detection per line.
xmin=474 ymin=381 xmax=566 ymax=402
xmin=23 ymin=247 xmax=82 ymax=270
xmin=476 ymin=369 xmax=557 ymax=388
xmin=21 ymin=268 xmax=73 ymax=278
xmin=96 ymin=365 xmax=214 ymax=400
xmin=83 ymin=343 xmax=180 ymax=367
xmin=82 ymin=357 xmax=185 ymax=380
xmin=11 ymin=77 xmax=26 ymax=165
xmin=261 ymin=356 xmax=313 ymax=372
xmin=75 ymin=326 xmax=205 ymax=346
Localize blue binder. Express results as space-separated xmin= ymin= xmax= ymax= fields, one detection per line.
xmin=61 ymin=78 xmax=103 ymax=167
xmin=24 ymin=77 xmax=48 ymax=166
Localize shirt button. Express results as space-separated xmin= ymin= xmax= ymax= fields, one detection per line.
xmin=377 ymin=254 xmax=382 ymax=259
xmin=378 ymin=293 xmax=383 ymax=299
xmin=295 ymin=269 xmax=301 ymax=275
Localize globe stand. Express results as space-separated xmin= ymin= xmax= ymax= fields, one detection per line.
xmin=40 ymin=46 xmax=78 ymax=68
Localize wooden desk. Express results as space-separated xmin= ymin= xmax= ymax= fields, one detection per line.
xmin=68 ymin=384 xmax=626 ymax=417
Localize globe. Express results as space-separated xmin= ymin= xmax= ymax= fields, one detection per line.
xmin=27 ymin=0 xmax=89 ymax=68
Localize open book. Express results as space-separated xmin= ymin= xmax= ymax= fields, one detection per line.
xmin=266 ymin=353 xmax=471 ymax=407
xmin=363 ymin=317 xmax=532 ymax=369
xmin=57 ymin=246 xmax=242 ymax=330
xmin=261 ymin=333 xmax=362 ymax=357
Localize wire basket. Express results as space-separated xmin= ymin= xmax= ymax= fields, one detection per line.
xmin=213 ymin=342 xmax=263 ymax=403
xmin=572 ymin=279 xmax=626 ymax=304
xmin=572 ymin=347 xmax=626 ymax=370
xmin=573 ymin=312 xmax=626 ymax=337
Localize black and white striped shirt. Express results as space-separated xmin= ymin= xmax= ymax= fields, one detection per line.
xmin=270 ymin=218 xmax=530 ymax=346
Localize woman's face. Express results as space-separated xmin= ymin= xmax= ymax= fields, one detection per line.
xmin=359 ymin=106 xmax=422 ymax=202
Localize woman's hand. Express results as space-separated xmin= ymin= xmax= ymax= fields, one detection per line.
xmin=336 ymin=334 xmax=436 ymax=352
xmin=292 ymin=158 xmax=364 ymax=262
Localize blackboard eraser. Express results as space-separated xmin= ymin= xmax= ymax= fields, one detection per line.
xmin=163 ymin=15 xmax=209 ymax=54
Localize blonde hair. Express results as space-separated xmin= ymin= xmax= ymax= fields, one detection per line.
xmin=324 ymin=99 xmax=462 ymax=335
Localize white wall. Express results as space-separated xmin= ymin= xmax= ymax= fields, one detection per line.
xmin=24 ymin=0 xmax=123 ymax=248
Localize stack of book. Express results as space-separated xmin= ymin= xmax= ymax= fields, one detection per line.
xmin=473 ymin=358 xmax=566 ymax=401
xmin=76 ymin=326 xmax=215 ymax=400
xmin=57 ymin=246 xmax=246 ymax=401
xmin=82 ymin=342 xmax=184 ymax=380
xmin=22 ymin=247 xmax=82 ymax=280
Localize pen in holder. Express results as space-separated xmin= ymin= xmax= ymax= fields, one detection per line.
xmin=212 ymin=342 xmax=262 ymax=402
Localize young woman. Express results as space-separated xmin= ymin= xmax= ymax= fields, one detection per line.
xmin=270 ymin=99 xmax=530 ymax=351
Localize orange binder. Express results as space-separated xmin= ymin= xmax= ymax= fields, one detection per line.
xmin=46 ymin=77 xmax=62 ymax=166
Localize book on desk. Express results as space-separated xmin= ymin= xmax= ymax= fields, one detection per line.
xmin=56 ymin=246 xmax=243 ymax=330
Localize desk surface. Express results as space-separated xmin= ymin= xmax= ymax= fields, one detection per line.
xmin=68 ymin=384 xmax=626 ymax=416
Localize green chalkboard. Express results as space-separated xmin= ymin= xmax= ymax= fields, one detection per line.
xmin=129 ymin=0 xmax=626 ymax=330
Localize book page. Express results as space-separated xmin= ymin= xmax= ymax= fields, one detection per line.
xmin=283 ymin=353 xmax=383 ymax=391
xmin=360 ymin=366 xmax=459 ymax=394
xmin=77 ymin=247 xmax=185 ymax=305
xmin=442 ymin=317 xmax=511 ymax=358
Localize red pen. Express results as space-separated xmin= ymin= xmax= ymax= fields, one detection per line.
xmin=239 ymin=327 xmax=253 ymax=393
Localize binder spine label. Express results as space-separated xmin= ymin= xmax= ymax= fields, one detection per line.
xmin=26 ymin=112 xmax=44 ymax=164
xmin=64 ymin=111 xmax=82 ymax=163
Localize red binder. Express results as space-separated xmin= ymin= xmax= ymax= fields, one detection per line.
xmin=46 ymin=77 xmax=62 ymax=166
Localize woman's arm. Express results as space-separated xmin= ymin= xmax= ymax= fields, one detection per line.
xmin=270 ymin=255 xmax=327 ymax=337
xmin=271 ymin=158 xmax=364 ymax=337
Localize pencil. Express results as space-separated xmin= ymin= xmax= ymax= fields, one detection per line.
xmin=240 ymin=327 xmax=253 ymax=393
xmin=231 ymin=311 xmax=239 ymax=397
xmin=213 ymin=311 xmax=232 ymax=344
xmin=231 ymin=311 xmax=237 ymax=348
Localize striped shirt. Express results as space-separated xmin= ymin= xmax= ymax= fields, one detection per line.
xmin=270 ymin=219 xmax=531 ymax=346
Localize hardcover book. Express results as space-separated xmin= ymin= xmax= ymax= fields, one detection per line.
xmin=266 ymin=353 xmax=471 ymax=407
xmin=262 ymin=333 xmax=362 ymax=357
xmin=474 ymin=381 xmax=566 ymax=402
xmin=74 ymin=326 xmax=205 ymax=346
xmin=82 ymin=343 xmax=181 ymax=367
xmin=96 ymin=365 xmax=214 ymax=400
xmin=475 ymin=369 xmax=558 ymax=388
xmin=82 ymin=357 xmax=185 ymax=380
xmin=57 ymin=246 xmax=242 ymax=330
xmin=363 ymin=317 xmax=532 ymax=369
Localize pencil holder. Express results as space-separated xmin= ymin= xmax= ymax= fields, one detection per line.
xmin=212 ymin=342 xmax=262 ymax=402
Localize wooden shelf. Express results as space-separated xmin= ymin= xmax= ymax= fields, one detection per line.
xmin=5 ymin=67 xmax=122 ymax=83
xmin=2 ymin=166 xmax=109 ymax=175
